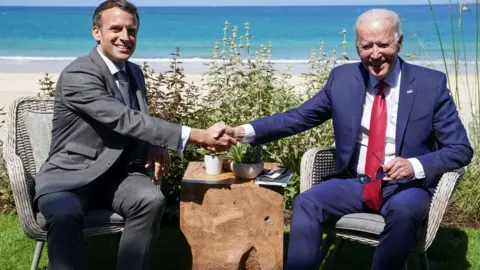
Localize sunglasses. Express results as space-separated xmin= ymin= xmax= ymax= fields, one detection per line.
xmin=350 ymin=152 xmax=387 ymax=184
xmin=357 ymin=167 xmax=387 ymax=184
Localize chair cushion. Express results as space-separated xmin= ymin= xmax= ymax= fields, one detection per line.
xmin=335 ymin=213 xmax=385 ymax=235
xmin=37 ymin=209 xmax=125 ymax=229
xmin=22 ymin=110 xmax=53 ymax=172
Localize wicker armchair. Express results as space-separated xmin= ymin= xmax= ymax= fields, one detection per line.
xmin=300 ymin=147 xmax=465 ymax=270
xmin=2 ymin=97 xmax=125 ymax=270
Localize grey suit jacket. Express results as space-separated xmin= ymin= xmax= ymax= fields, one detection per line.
xmin=34 ymin=48 xmax=182 ymax=201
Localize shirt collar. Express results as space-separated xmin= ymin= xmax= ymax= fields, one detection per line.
xmin=96 ymin=47 xmax=126 ymax=75
xmin=369 ymin=58 xmax=401 ymax=89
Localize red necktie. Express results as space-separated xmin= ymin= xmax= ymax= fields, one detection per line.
xmin=363 ymin=81 xmax=387 ymax=211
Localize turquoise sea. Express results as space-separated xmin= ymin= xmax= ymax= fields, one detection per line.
xmin=0 ymin=4 xmax=478 ymax=73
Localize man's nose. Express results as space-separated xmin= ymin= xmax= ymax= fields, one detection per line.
xmin=119 ymin=28 xmax=129 ymax=40
xmin=370 ymin=46 xmax=382 ymax=59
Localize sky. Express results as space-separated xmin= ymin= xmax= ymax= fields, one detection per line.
xmin=0 ymin=0 xmax=451 ymax=6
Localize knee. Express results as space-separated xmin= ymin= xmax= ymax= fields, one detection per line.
xmin=38 ymin=194 xmax=84 ymax=229
xmin=384 ymin=202 xmax=428 ymax=226
xmin=293 ymin=191 xmax=318 ymax=213
xmin=137 ymin=188 xmax=166 ymax=214
xmin=45 ymin=205 xmax=84 ymax=229
xmin=292 ymin=192 xmax=308 ymax=209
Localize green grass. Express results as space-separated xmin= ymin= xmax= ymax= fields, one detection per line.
xmin=2 ymin=214 xmax=480 ymax=269
xmin=0 ymin=214 xmax=187 ymax=270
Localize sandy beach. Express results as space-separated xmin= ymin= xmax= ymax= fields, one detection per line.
xmin=0 ymin=65 xmax=478 ymax=143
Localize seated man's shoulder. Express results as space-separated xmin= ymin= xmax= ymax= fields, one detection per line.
xmin=331 ymin=62 xmax=360 ymax=74
xmin=407 ymin=62 xmax=445 ymax=79
xmin=60 ymin=55 xmax=102 ymax=78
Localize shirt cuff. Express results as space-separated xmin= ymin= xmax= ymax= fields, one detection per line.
xmin=241 ymin=124 xmax=256 ymax=143
xmin=177 ymin=126 xmax=191 ymax=152
xmin=408 ymin=158 xmax=425 ymax=179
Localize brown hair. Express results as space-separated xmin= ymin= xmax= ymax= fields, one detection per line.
xmin=92 ymin=0 xmax=140 ymax=28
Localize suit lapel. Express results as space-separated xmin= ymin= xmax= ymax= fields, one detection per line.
xmin=126 ymin=62 xmax=149 ymax=114
xmin=89 ymin=48 xmax=127 ymax=105
xmin=350 ymin=64 xmax=369 ymax=150
xmin=395 ymin=61 xmax=417 ymax=155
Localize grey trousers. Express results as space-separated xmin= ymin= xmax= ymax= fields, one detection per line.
xmin=37 ymin=169 xmax=166 ymax=270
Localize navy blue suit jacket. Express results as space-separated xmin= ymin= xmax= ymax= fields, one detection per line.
xmin=249 ymin=60 xmax=473 ymax=189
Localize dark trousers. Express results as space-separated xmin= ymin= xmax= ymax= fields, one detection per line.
xmin=37 ymin=166 xmax=165 ymax=270
xmin=285 ymin=178 xmax=431 ymax=270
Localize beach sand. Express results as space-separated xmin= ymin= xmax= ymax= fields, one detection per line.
xmin=0 ymin=69 xmax=478 ymax=143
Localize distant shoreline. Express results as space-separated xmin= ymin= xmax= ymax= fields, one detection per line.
xmin=0 ymin=57 xmax=476 ymax=75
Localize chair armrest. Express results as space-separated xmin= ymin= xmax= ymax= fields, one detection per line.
xmin=2 ymin=149 xmax=46 ymax=240
xmin=423 ymin=168 xmax=465 ymax=250
xmin=300 ymin=147 xmax=336 ymax=193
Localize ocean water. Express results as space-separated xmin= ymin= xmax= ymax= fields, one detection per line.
xmin=0 ymin=4 xmax=478 ymax=63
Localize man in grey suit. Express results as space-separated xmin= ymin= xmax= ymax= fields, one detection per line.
xmin=34 ymin=1 xmax=235 ymax=269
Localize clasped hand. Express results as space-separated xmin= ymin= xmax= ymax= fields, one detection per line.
xmin=202 ymin=123 xmax=238 ymax=152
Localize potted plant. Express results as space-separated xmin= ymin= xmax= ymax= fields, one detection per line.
xmin=224 ymin=143 xmax=264 ymax=180
xmin=197 ymin=148 xmax=224 ymax=175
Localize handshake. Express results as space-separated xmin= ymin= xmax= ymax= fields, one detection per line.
xmin=188 ymin=123 xmax=245 ymax=152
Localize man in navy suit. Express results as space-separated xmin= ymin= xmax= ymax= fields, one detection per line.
xmin=224 ymin=8 xmax=473 ymax=270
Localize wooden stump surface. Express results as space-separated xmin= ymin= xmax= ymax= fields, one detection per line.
xmin=180 ymin=162 xmax=284 ymax=270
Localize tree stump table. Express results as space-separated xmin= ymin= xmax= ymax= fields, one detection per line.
xmin=180 ymin=162 xmax=284 ymax=270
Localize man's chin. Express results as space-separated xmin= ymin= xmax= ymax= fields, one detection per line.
xmin=114 ymin=54 xmax=131 ymax=63
xmin=368 ymin=67 xmax=387 ymax=80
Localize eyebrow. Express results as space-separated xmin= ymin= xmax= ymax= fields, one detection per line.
xmin=108 ymin=23 xmax=138 ymax=31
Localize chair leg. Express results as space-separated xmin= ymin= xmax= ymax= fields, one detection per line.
xmin=31 ymin=241 xmax=45 ymax=270
xmin=418 ymin=252 xmax=430 ymax=270
xmin=330 ymin=238 xmax=344 ymax=261
xmin=318 ymin=232 xmax=336 ymax=267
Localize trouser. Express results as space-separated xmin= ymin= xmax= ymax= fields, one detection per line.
xmin=37 ymin=167 xmax=165 ymax=270
xmin=285 ymin=178 xmax=431 ymax=270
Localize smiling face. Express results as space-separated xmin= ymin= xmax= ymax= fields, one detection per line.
xmin=92 ymin=7 xmax=138 ymax=67
xmin=356 ymin=18 xmax=402 ymax=81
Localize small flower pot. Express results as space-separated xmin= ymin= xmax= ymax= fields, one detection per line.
xmin=231 ymin=161 xmax=264 ymax=180
xmin=204 ymin=155 xmax=223 ymax=175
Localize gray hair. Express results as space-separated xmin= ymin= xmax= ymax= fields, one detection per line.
xmin=355 ymin=9 xmax=402 ymax=43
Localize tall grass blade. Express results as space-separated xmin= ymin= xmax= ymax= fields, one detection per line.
xmin=428 ymin=0 xmax=451 ymax=90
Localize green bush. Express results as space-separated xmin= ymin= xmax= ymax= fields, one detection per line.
xmin=0 ymin=106 xmax=15 ymax=214
xmin=454 ymin=119 xmax=480 ymax=216
xmin=38 ymin=73 xmax=56 ymax=97
xmin=141 ymin=48 xmax=205 ymax=222
xmin=197 ymin=21 xmax=340 ymax=208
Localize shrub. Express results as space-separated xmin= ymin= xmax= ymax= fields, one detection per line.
xmin=199 ymin=21 xmax=340 ymax=208
xmin=141 ymin=48 xmax=204 ymax=222
xmin=0 ymin=106 xmax=15 ymax=214
xmin=38 ymin=73 xmax=56 ymax=97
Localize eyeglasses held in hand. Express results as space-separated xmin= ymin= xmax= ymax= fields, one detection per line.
xmin=356 ymin=152 xmax=387 ymax=184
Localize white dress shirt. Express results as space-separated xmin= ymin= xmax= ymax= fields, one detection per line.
xmin=242 ymin=59 xmax=425 ymax=179
xmin=97 ymin=47 xmax=190 ymax=151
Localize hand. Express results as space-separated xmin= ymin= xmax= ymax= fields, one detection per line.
xmin=233 ymin=126 xmax=246 ymax=141
xmin=188 ymin=123 xmax=237 ymax=152
xmin=145 ymin=147 xmax=169 ymax=181
xmin=203 ymin=123 xmax=237 ymax=152
xmin=382 ymin=157 xmax=414 ymax=181
xmin=210 ymin=123 xmax=246 ymax=142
